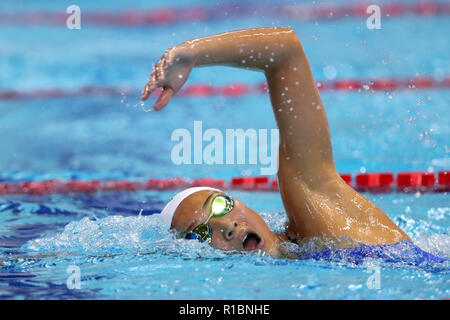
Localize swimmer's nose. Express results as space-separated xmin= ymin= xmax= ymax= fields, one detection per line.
xmin=223 ymin=221 xmax=238 ymax=241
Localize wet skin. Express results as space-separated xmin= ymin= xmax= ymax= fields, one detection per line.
xmin=142 ymin=27 xmax=411 ymax=258
xmin=171 ymin=190 xmax=285 ymax=258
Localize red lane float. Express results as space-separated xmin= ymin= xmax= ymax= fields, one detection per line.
xmin=1 ymin=2 xmax=449 ymax=27
xmin=333 ymin=80 xmax=362 ymax=91
xmin=146 ymin=178 xmax=187 ymax=190
xmin=1 ymin=75 xmax=449 ymax=100
xmin=220 ymin=84 xmax=250 ymax=97
xmin=231 ymin=176 xmax=269 ymax=190
xmin=191 ymin=178 xmax=227 ymax=189
xmin=0 ymin=171 xmax=448 ymax=195
xmin=340 ymin=174 xmax=352 ymax=185
xmin=356 ymin=173 xmax=394 ymax=192
xmin=102 ymin=180 xmax=143 ymax=191
xmin=180 ymin=84 xmax=215 ymax=97
xmin=437 ymin=171 xmax=450 ymax=192
xmin=370 ymin=79 xmax=398 ymax=90
xmin=397 ymin=171 xmax=436 ymax=191
xmin=271 ymin=178 xmax=279 ymax=190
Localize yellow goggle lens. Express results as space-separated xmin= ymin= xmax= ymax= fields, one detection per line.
xmin=210 ymin=195 xmax=234 ymax=217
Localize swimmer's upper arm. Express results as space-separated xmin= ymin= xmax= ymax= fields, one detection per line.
xmin=264 ymin=29 xmax=339 ymax=188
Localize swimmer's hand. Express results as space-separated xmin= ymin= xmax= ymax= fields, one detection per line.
xmin=141 ymin=46 xmax=194 ymax=110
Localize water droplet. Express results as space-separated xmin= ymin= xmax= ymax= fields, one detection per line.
xmin=140 ymin=102 xmax=152 ymax=112
xmin=323 ymin=65 xmax=337 ymax=80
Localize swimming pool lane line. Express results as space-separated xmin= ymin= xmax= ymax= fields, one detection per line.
xmin=1 ymin=75 xmax=448 ymax=100
xmin=0 ymin=171 xmax=448 ymax=195
xmin=1 ymin=1 xmax=449 ymax=27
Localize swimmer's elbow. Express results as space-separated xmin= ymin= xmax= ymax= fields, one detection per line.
xmin=266 ymin=27 xmax=305 ymax=71
xmin=264 ymin=27 xmax=303 ymax=51
xmin=284 ymin=28 xmax=305 ymax=56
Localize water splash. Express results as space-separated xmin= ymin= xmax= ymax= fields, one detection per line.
xmin=22 ymin=214 xmax=237 ymax=260
xmin=21 ymin=210 xmax=449 ymax=267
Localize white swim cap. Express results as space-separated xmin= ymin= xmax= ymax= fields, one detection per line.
xmin=160 ymin=186 xmax=221 ymax=229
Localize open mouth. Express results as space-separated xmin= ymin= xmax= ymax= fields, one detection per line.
xmin=242 ymin=232 xmax=264 ymax=251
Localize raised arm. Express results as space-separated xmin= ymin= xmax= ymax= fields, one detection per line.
xmin=142 ymin=27 xmax=411 ymax=245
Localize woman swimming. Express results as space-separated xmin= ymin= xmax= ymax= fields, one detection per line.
xmin=141 ymin=27 xmax=416 ymax=259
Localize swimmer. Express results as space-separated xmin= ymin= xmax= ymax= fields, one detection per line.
xmin=141 ymin=27 xmax=412 ymax=259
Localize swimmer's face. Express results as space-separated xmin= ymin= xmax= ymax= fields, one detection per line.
xmin=171 ymin=190 xmax=281 ymax=257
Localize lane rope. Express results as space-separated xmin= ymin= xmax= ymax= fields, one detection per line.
xmin=1 ymin=1 xmax=449 ymax=26
xmin=1 ymin=75 xmax=448 ymax=100
xmin=0 ymin=171 xmax=448 ymax=195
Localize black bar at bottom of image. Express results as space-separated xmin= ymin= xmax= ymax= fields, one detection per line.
xmin=1 ymin=299 xmax=447 ymax=318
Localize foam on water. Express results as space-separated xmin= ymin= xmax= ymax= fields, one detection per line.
xmin=415 ymin=233 xmax=450 ymax=258
xmin=23 ymin=212 xmax=449 ymax=266
xmin=23 ymin=214 xmax=236 ymax=259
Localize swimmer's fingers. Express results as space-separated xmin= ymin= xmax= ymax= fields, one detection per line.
xmin=141 ymin=75 xmax=157 ymax=101
xmin=154 ymin=86 xmax=174 ymax=111
xmin=142 ymin=46 xmax=192 ymax=102
xmin=142 ymin=58 xmax=167 ymax=101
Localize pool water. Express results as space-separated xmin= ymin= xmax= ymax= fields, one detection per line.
xmin=0 ymin=0 xmax=449 ymax=299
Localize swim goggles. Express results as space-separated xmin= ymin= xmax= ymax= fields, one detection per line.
xmin=184 ymin=194 xmax=234 ymax=242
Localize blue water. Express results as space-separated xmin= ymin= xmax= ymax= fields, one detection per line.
xmin=0 ymin=0 xmax=449 ymax=299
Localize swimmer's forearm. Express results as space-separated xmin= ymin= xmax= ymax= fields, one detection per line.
xmin=177 ymin=27 xmax=302 ymax=72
